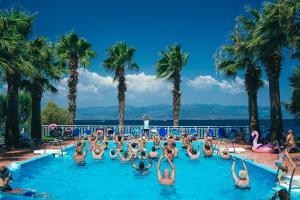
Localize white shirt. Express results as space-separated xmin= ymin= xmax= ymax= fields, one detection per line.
xmin=144 ymin=120 xmax=149 ymax=129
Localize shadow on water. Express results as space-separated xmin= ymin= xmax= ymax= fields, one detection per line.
xmin=159 ymin=186 xmax=178 ymax=199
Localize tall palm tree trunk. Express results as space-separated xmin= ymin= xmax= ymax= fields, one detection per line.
xmin=31 ymin=84 xmax=42 ymax=140
xmin=5 ymin=72 xmax=21 ymax=148
xmin=248 ymin=90 xmax=260 ymax=134
xmin=68 ymin=63 xmax=78 ymax=125
xmin=173 ymin=71 xmax=181 ymax=127
xmin=118 ymin=69 xmax=126 ymax=133
xmin=265 ymin=54 xmax=283 ymax=141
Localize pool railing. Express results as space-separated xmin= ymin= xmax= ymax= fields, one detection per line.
xmin=39 ymin=125 xmax=252 ymax=141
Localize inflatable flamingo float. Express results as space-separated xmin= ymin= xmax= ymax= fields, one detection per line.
xmin=251 ymin=131 xmax=275 ymax=153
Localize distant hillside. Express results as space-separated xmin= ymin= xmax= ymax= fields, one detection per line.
xmin=76 ymin=104 xmax=292 ymax=120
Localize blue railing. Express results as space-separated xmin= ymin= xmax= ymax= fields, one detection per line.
xmin=41 ymin=124 xmax=251 ymax=141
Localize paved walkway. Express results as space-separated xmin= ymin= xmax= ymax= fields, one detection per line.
xmin=0 ymin=141 xmax=74 ymax=166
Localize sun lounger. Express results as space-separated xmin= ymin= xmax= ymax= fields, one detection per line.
xmin=158 ymin=128 xmax=167 ymax=138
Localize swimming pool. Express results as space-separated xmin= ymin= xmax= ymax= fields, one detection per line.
xmin=2 ymin=142 xmax=300 ymax=200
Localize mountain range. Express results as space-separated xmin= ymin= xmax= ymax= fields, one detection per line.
xmin=76 ymin=104 xmax=293 ymax=120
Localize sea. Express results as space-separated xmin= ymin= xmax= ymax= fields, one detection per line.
xmin=75 ymin=119 xmax=300 ymax=138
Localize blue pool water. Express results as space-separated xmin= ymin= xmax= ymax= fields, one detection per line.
xmin=2 ymin=142 xmax=299 ymax=200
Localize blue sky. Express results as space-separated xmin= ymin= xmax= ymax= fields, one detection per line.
xmin=1 ymin=0 xmax=297 ymax=108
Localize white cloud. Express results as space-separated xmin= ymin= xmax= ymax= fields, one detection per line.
xmin=186 ymin=75 xmax=245 ymax=94
xmin=44 ymin=68 xmax=171 ymax=107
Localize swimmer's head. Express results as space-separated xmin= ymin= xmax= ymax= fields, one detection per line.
xmin=124 ymin=151 xmax=129 ymax=158
xmin=117 ymin=135 xmax=122 ymax=141
xmin=111 ymin=149 xmax=116 ymax=155
xmin=131 ymin=143 xmax=137 ymax=148
xmin=239 ymin=170 xmax=247 ymax=180
xmin=192 ymin=149 xmax=197 ymax=155
xmin=139 ymin=161 xmax=145 ymax=169
xmin=141 ymin=151 xmax=146 ymax=157
xmin=222 ymin=149 xmax=228 ymax=155
xmin=151 ymin=146 xmax=156 ymax=152
xmin=163 ymin=169 xmax=170 ymax=178
xmin=172 ymin=142 xmax=176 ymax=147
xmin=94 ymin=148 xmax=100 ymax=155
xmin=204 ymin=144 xmax=211 ymax=150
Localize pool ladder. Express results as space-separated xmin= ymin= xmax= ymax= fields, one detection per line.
xmin=276 ymin=162 xmax=300 ymax=195
xmin=45 ymin=139 xmax=67 ymax=157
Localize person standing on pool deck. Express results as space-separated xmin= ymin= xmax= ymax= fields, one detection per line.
xmin=157 ymin=155 xmax=175 ymax=185
xmin=231 ymin=157 xmax=250 ymax=189
xmin=74 ymin=141 xmax=87 ymax=164
xmin=142 ymin=114 xmax=150 ymax=135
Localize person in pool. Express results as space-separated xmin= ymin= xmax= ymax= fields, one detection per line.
xmin=114 ymin=134 xmax=124 ymax=150
xmin=149 ymin=146 xmax=159 ymax=159
xmin=139 ymin=135 xmax=148 ymax=150
xmin=231 ymin=157 xmax=250 ymax=189
xmin=275 ymin=148 xmax=295 ymax=183
xmin=218 ymin=143 xmax=230 ymax=160
xmin=128 ymin=142 xmax=139 ymax=158
xmin=74 ymin=141 xmax=87 ymax=164
xmin=270 ymin=189 xmax=290 ymax=200
xmin=187 ymin=144 xmax=201 ymax=160
xmin=131 ymin=157 xmax=153 ymax=174
xmin=157 ymin=155 xmax=175 ymax=185
xmin=181 ymin=134 xmax=190 ymax=149
xmin=152 ymin=135 xmax=161 ymax=149
xmin=203 ymin=142 xmax=213 ymax=157
xmin=0 ymin=166 xmax=49 ymax=198
xmin=88 ymin=133 xmax=98 ymax=151
xmin=110 ymin=147 xmax=119 ymax=160
xmin=204 ymin=131 xmax=213 ymax=144
xmin=138 ymin=149 xmax=148 ymax=160
xmin=119 ymin=150 xmax=132 ymax=162
xmin=92 ymin=144 xmax=104 ymax=160
xmin=172 ymin=142 xmax=179 ymax=157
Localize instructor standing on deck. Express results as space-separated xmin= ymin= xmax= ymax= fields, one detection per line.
xmin=142 ymin=114 xmax=150 ymax=135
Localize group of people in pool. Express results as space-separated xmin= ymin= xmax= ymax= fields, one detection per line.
xmin=73 ymin=130 xmax=251 ymax=189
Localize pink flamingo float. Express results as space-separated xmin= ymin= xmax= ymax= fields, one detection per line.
xmin=251 ymin=131 xmax=275 ymax=153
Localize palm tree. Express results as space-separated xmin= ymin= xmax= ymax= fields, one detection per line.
xmin=156 ymin=44 xmax=188 ymax=127
xmin=56 ymin=31 xmax=96 ymax=125
xmin=215 ymin=7 xmax=264 ymax=134
xmin=103 ymin=42 xmax=139 ymax=132
xmin=21 ymin=37 xmax=64 ymax=140
xmin=0 ymin=9 xmax=34 ymax=148
xmin=247 ymin=0 xmax=299 ymax=140
xmin=285 ymin=67 xmax=300 ymax=121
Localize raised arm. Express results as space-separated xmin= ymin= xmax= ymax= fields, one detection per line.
xmin=131 ymin=158 xmax=138 ymax=170
xmin=242 ymin=160 xmax=249 ymax=181
xmin=157 ymin=155 xmax=163 ymax=181
xmin=231 ymin=158 xmax=239 ymax=183
xmin=168 ymin=158 xmax=175 ymax=181
xmin=83 ymin=144 xmax=87 ymax=158
xmin=146 ymin=158 xmax=153 ymax=169
xmin=196 ymin=144 xmax=201 ymax=158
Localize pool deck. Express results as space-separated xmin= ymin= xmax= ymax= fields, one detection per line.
xmin=0 ymin=140 xmax=74 ymax=166
xmin=0 ymin=141 xmax=299 ymax=176
xmin=232 ymin=144 xmax=300 ymax=176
